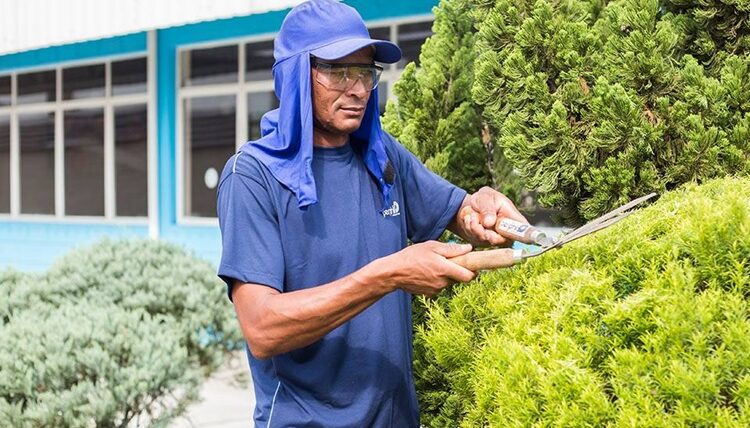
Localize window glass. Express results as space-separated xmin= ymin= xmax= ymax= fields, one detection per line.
xmin=19 ymin=112 xmax=55 ymax=214
xmin=64 ymin=109 xmax=104 ymax=216
xmin=63 ymin=64 xmax=105 ymax=100
xmin=397 ymin=21 xmax=433 ymax=68
xmin=112 ymin=57 xmax=147 ymax=95
xmin=247 ymin=91 xmax=278 ymax=141
xmin=184 ymin=95 xmax=235 ymax=217
xmin=377 ymin=81 xmax=388 ymax=116
xmin=368 ymin=26 xmax=391 ymax=41
xmin=115 ymin=104 xmax=148 ymax=217
xmin=0 ymin=115 xmax=9 ymax=213
xmin=17 ymin=70 xmax=56 ymax=104
xmin=181 ymin=45 xmax=238 ymax=87
xmin=0 ymin=76 xmax=10 ymax=106
xmin=245 ymin=40 xmax=275 ymax=82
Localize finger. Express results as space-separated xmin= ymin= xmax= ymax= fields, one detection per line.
xmin=497 ymin=195 xmax=528 ymax=224
xmin=483 ymin=230 xmax=510 ymax=247
xmin=470 ymin=188 xmax=504 ymax=227
xmin=470 ymin=214 xmax=488 ymax=239
xmin=442 ymin=260 xmax=476 ymax=283
xmin=463 ymin=211 xmax=478 ymax=234
xmin=432 ymin=242 xmax=473 ymax=258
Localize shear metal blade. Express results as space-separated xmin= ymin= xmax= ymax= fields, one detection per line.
xmin=522 ymin=192 xmax=657 ymax=259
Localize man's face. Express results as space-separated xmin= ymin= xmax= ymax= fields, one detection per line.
xmin=311 ymin=47 xmax=374 ymax=136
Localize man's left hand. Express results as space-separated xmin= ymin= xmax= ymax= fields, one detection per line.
xmin=453 ymin=187 xmax=528 ymax=247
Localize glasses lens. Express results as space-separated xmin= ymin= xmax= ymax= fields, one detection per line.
xmin=350 ymin=65 xmax=381 ymax=91
xmin=314 ymin=62 xmax=382 ymax=91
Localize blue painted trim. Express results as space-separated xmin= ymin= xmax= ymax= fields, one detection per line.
xmin=156 ymin=32 xmax=176 ymax=232
xmin=0 ymin=32 xmax=147 ymax=73
xmin=0 ymin=221 xmax=149 ymax=271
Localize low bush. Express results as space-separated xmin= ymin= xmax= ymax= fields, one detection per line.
xmin=416 ymin=177 xmax=750 ymax=426
xmin=0 ymin=301 xmax=199 ymax=427
xmin=8 ymin=239 xmax=241 ymax=368
xmin=0 ymin=239 xmax=241 ymax=427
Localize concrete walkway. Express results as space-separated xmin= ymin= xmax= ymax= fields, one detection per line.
xmin=170 ymin=351 xmax=255 ymax=428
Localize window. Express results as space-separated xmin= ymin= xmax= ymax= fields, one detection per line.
xmin=64 ymin=109 xmax=105 ymax=216
xmin=112 ymin=58 xmax=147 ymax=96
xmin=368 ymin=26 xmax=391 ymax=42
xmin=0 ymin=115 xmax=9 ymax=213
xmin=183 ymin=96 xmax=235 ymax=218
xmin=245 ymin=41 xmax=275 ymax=82
xmin=397 ymin=21 xmax=433 ymax=68
xmin=181 ymin=45 xmax=238 ymax=87
xmin=377 ymin=81 xmax=388 ymax=115
xmin=247 ymin=91 xmax=278 ymax=140
xmin=115 ymin=104 xmax=148 ymax=217
xmin=366 ymin=19 xmax=434 ymax=115
xmin=19 ymin=112 xmax=55 ymax=215
xmin=0 ymin=76 xmax=10 ymax=106
xmin=17 ymin=70 xmax=55 ymax=105
xmin=63 ymin=64 xmax=105 ymax=100
xmin=179 ymin=41 xmax=277 ymax=220
xmin=1 ymin=56 xmax=150 ymax=219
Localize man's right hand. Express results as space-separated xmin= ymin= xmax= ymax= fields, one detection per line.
xmin=373 ymin=241 xmax=476 ymax=297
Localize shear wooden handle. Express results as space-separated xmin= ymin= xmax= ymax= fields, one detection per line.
xmin=449 ymin=248 xmax=524 ymax=271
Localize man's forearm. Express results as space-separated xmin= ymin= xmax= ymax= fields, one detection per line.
xmin=233 ymin=258 xmax=397 ymax=359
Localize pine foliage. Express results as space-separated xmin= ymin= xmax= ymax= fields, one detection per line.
xmin=383 ymin=0 xmax=523 ymax=199
xmin=415 ymin=177 xmax=750 ymax=426
xmin=470 ymin=0 xmax=750 ymax=224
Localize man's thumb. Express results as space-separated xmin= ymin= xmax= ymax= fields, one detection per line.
xmin=433 ymin=242 xmax=473 ymax=258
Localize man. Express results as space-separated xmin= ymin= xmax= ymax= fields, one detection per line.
xmin=216 ymin=1 xmax=527 ymax=426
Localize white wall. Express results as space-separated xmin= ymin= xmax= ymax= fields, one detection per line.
xmin=0 ymin=0 xmax=307 ymax=55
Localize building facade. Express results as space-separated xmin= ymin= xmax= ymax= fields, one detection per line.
xmin=0 ymin=0 xmax=439 ymax=270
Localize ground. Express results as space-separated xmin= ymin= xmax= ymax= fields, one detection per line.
xmin=170 ymin=350 xmax=256 ymax=428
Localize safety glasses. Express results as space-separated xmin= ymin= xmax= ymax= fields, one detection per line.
xmin=311 ymin=58 xmax=383 ymax=92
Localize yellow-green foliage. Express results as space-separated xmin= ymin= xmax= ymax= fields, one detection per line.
xmin=416 ymin=177 xmax=750 ymax=426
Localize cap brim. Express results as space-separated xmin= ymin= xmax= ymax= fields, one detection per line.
xmin=310 ymin=38 xmax=402 ymax=64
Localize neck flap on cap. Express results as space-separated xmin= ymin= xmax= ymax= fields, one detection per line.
xmin=239 ymin=0 xmax=395 ymax=210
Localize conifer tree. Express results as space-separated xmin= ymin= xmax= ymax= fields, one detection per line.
xmin=383 ymin=0 xmax=522 ymax=199
xmin=470 ymin=0 xmax=750 ymax=224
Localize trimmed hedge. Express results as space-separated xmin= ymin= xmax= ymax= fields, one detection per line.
xmin=0 ymin=239 xmax=241 ymax=427
xmin=415 ymin=177 xmax=750 ymax=426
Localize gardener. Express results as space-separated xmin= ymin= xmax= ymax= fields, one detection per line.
xmin=216 ymin=1 xmax=527 ymax=426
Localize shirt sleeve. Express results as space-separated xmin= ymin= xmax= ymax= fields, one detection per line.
xmin=389 ymin=139 xmax=468 ymax=243
xmin=216 ymin=157 xmax=285 ymax=300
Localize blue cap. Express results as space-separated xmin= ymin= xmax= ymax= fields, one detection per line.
xmin=274 ymin=0 xmax=402 ymax=64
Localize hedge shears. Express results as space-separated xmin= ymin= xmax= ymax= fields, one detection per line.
xmin=449 ymin=193 xmax=658 ymax=271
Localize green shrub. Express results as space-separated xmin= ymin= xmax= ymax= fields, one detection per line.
xmin=0 ymin=268 xmax=32 ymax=325
xmin=0 ymin=239 xmax=241 ymax=427
xmin=9 ymin=239 xmax=242 ymax=368
xmin=416 ymin=177 xmax=750 ymax=426
xmin=0 ymin=301 xmax=199 ymax=428
xmin=469 ymin=0 xmax=750 ymax=224
xmin=383 ymin=0 xmax=523 ymax=199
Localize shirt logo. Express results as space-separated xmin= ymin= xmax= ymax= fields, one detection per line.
xmin=382 ymin=201 xmax=401 ymax=218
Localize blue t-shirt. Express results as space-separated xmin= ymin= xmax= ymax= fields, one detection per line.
xmin=216 ymin=136 xmax=466 ymax=428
